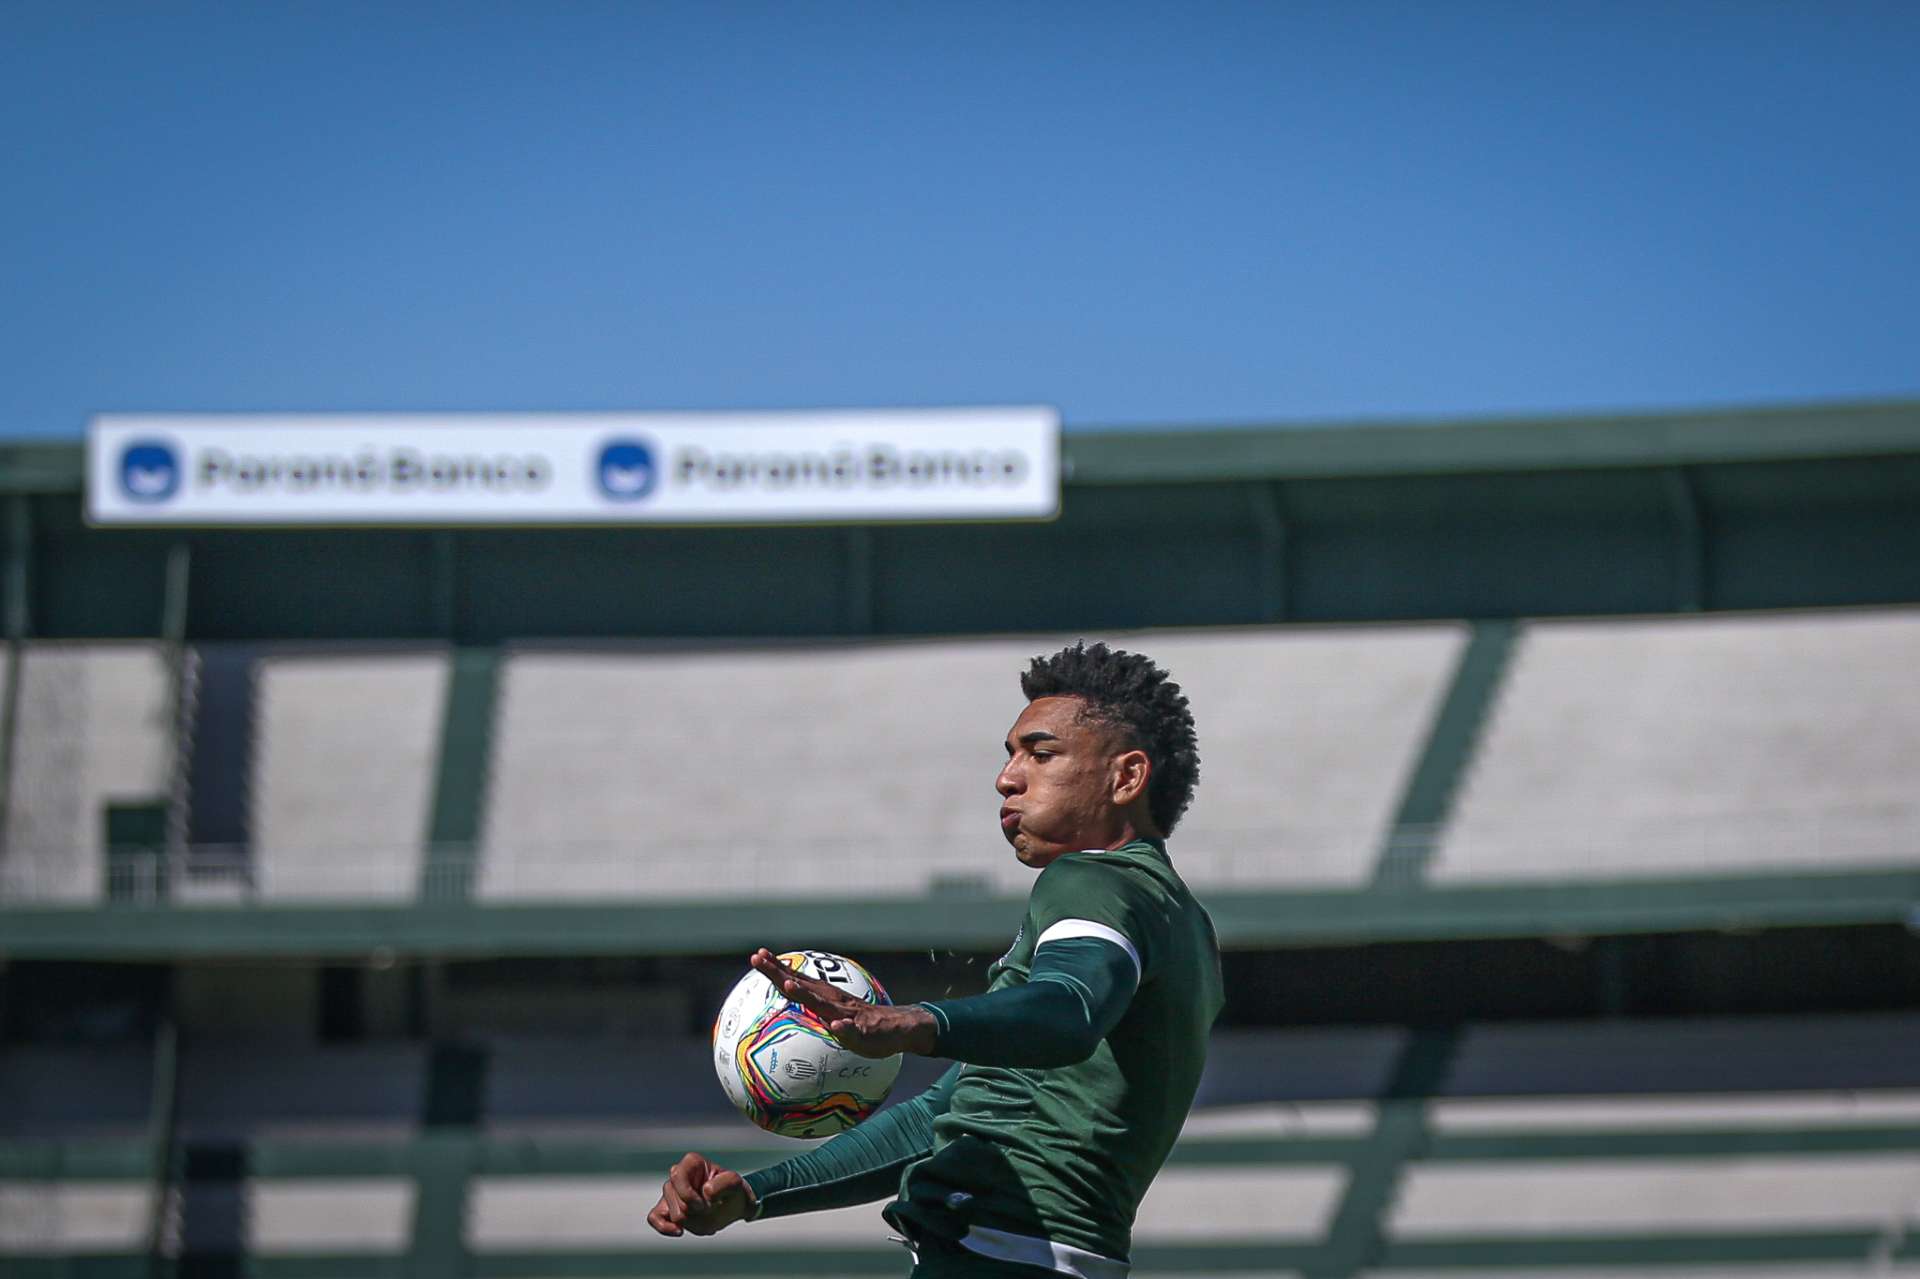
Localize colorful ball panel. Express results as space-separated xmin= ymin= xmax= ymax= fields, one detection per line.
xmin=710 ymin=950 xmax=904 ymax=1138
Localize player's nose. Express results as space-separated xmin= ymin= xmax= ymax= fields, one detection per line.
xmin=995 ymin=762 xmax=1020 ymax=795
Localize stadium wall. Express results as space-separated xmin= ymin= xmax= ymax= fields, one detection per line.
xmin=2 ymin=400 xmax=1917 ymax=642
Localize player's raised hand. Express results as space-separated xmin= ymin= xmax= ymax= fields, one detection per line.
xmin=750 ymin=948 xmax=937 ymax=1059
xmin=648 ymin=1152 xmax=754 ymax=1237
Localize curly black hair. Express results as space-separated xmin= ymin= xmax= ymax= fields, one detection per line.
xmin=1020 ymin=641 xmax=1201 ymax=835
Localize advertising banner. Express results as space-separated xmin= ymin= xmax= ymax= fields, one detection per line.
xmin=86 ymin=408 xmax=1060 ymax=526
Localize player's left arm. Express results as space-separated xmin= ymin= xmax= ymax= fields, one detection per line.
xmin=754 ymin=858 xmax=1161 ymax=1068
xmin=918 ymin=856 xmax=1163 ymax=1068
xmin=917 ymin=933 xmax=1138 ymax=1067
xmin=757 ymin=934 xmax=1135 ymax=1069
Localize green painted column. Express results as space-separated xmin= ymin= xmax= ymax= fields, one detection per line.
xmin=1371 ymin=619 xmax=1518 ymax=887
xmin=406 ymin=1044 xmax=487 ymax=1278
xmin=1303 ymin=1028 xmax=1460 ymax=1279
xmin=419 ymin=649 xmax=501 ymax=904
xmin=409 ymin=653 xmax=499 ymax=1275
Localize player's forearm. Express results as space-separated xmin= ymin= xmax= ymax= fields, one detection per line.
xmin=742 ymin=1066 xmax=957 ymax=1219
xmin=918 ymin=981 xmax=1105 ymax=1066
xmin=919 ymin=938 xmax=1136 ymax=1067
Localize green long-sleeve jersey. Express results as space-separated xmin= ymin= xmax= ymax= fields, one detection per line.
xmin=744 ymin=838 xmax=1224 ymax=1274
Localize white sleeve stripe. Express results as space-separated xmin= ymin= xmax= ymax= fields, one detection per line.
xmin=1034 ymin=919 xmax=1142 ymax=983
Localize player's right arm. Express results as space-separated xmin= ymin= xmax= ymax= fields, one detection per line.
xmin=647 ymin=1065 xmax=960 ymax=1236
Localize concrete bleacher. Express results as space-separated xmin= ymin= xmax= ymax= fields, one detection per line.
xmin=250 ymin=651 xmax=448 ymax=901
xmin=457 ymin=1079 xmax=1920 ymax=1264
xmin=0 ymin=1180 xmax=154 ymax=1254
xmin=463 ymin=1161 xmax=1350 ymax=1254
xmin=247 ymin=1179 xmax=415 ymax=1254
xmin=1368 ymin=1093 xmax=1920 ymax=1272
xmin=8 ymin=609 xmax=1917 ymax=908
xmin=0 ymin=643 xmax=172 ymax=904
xmin=1398 ymin=1092 xmax=1920 ymax=1241
xmin=1435 ymin=609 xmax=1920 ymax=882
xmin=478 ymin=625 xmax=1463 ymax=899
xmin=1426 ymin=1090 xmax=1920 ymax=1133
xmin=9 ymin=1016 xmax=1920 ymax=1273
xmin=1122 ymin=625 xmax=1463 ymax=887
xmin=1390 ymin=1153 xmax=1920 ymax=1234
xmin=175 ymin=1044 xmax=429 ymax=1265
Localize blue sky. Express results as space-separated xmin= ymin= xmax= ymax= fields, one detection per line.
xmin=4 ymin=2 xmax=1917 ymax=438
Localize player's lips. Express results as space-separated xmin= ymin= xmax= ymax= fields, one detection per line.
xmin=999 ymin=808 xmax=1020 ymax=831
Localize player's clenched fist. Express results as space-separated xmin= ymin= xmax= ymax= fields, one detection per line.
xmin=647 ymin=1152 xmax=755 ymax=1237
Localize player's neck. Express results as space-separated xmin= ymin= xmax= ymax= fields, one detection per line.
xmin=1091 ymin=812 xmax=1162 ymax=853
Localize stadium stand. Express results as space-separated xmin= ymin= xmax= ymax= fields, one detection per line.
xmin=6 ymin=1018 xmax=1908 ymax=1272
xmin=7 ymin=405 xmax=1920 ymax=1276
xmin=1435 ymin=609 xmax=1920 ymax=882
xmin=478 ymin=625 xmax=1462 ymax=900
xmin=7 ymin=1014 xmax=1920 ymax=1271
xmin=250 ymin=650 xmax=448 ymax=901
xmin=10 ymin=611 xmax=1916 ymax=913
xmin=0 ymin=642 xmax=172 ymax=904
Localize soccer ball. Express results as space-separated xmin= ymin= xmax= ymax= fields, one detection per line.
xmin=711 ymin=950 xmax=903 ymax=1138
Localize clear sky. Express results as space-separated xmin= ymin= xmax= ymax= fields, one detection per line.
xmin=4 ymin=2 xmax=1917 ymax=438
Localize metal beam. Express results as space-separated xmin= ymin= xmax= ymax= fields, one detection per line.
xmin=1661 ymin=466 xmax=1707 ymax=612
xmin=2 ymin=867 xmax=1916 ymax=959
xmin=1247 ymin=481 xmax=1288 ymax=621
xmin=9 ymin=401 xmax=1920 ymax=497
xmin=1066 ymin=399 xmax=1920 ymax=485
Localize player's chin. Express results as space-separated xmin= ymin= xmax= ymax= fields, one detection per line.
xmin=1011 ymin=841 xmax=1055 ymax=868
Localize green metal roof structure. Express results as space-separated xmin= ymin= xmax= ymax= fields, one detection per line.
xmin=3 ymin=397 xmax=1918 ymax=641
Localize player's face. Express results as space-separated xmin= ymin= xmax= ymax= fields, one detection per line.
xmin=995 ymin=696 xmax=1129 ymax=869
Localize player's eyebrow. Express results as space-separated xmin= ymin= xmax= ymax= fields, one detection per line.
xmin=1015 ymin=730 xmax=1060 ymax=749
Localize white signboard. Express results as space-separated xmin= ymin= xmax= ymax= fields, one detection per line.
xmin=86 ymin=408 xmax=1060 ymax=526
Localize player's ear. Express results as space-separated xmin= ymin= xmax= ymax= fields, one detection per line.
xmin=1111 ymin=749 xmax=1151 ymax=806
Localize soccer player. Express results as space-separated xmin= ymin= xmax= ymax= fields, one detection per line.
xmin=648 ymin=641 xmax=1225 ymax=1279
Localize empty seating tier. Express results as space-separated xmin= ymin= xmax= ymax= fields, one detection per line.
xmin=0 ymin=644 xmax=171 ymax=904
xmin=479 ymin=626 xmax=1463 ymax=900
xmin=251 ymin=651 xmax=447 ymax=901
xmin=1436 ymin=609 xmax=1920 ymax=882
